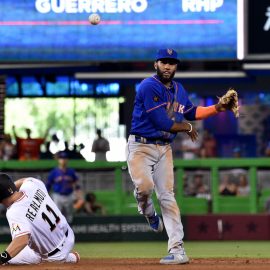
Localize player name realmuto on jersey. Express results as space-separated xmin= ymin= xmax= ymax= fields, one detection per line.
xmin=26 ymin=188 xmax=46 ymax=222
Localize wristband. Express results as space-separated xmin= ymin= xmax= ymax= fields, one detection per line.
xmin=187 ymin=123 xmax=192 ymax=133
xmin=0 ymin=251 xmax=12 ymax=264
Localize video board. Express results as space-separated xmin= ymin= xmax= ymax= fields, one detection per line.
xmin=0 ymin=0 xmax=237 ymax=61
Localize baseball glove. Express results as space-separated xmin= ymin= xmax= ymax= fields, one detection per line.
xmin=218 ymin=88 xmax=239 ymax=118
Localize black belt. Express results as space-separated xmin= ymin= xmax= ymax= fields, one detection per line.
xmin=133 ymin=135 xmax=170 ymax=145
xmin=48 ymin=230 xmax=68 ymax=257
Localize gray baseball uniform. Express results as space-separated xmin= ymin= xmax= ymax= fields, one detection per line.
xmin=126 ymin=48 xmax=225 ymax=265
xmin=126 ymin=137 xmax=184 ymax=253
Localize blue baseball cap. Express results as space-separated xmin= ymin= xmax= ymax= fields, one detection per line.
xmin=57 ymin=151 xmax=68 ymax=159
xmin=156 ymin=48 xmax=179 ymax=63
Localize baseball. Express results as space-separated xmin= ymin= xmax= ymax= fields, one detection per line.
xmin=89 ymin=13 xmax=101 ymax=25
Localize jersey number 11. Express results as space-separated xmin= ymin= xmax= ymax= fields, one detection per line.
xmin=42 ymin=204 xmax=60 ymax=231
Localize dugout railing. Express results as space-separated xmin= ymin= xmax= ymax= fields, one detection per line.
xmin=0 ymin=158 xmax=270 ymax=215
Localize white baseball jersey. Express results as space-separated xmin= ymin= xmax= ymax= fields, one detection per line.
xmin=6 ymin=177 xmax=69 ymax=256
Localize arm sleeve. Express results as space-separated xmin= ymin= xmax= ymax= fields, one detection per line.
xmin=140 ymin=83 xmax=174 ymax=132
xmin=7 ymin=209 xmax=31 ymax=239
xmin=195 ymin=105 xmax=218 ymax=120
xmin=184 ymin=106 xmax=197 ymax=121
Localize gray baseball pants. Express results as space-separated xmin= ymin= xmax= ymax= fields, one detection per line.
xmin=126 ymin=135 xmax=184 ymax=254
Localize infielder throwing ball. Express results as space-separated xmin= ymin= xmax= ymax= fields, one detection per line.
xmin=126 ymin=49 xmax=239 ymax=264
xmin=0 ymin=173 xmax=80 ymax=265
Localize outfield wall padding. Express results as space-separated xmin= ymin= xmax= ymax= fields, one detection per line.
xmin=1 ymin=215 xmax=270 ymax=242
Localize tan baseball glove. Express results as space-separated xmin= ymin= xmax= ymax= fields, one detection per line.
xmin=217 ymin=88 xmax=239 ymax=118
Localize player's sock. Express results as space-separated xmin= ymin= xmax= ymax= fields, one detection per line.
xmin=146 ymin=213 xmax=164 ymax=233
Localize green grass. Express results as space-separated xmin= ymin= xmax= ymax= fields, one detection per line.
xmin=1 ymin=241 xmax=270 ymax=259
xmin=75 ymin=241 xmax=270 ymax=258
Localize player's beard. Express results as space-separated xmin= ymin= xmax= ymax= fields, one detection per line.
xmin=156 ymin=66 xmax=175 ymax=84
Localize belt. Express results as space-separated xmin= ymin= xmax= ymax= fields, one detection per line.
xmin=131 ymin=135 xmax=170 ymax=145
xmin=48 ymin=230 xmax=69 ymax=257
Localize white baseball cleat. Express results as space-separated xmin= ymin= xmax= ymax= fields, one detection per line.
xmin=66 ymin=251 xmax=80 ymax=263
xmin=160 ymin=248 xmax=189 ymax=265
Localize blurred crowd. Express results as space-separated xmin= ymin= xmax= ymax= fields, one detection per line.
xmin=1 ymin=127 xmax=270 ymax=161
xmin=0 ymin=150 xmax=106 ymax=220
xmin=0 ymin=126 xmax=269 ymax=218
xmin=178 ymin=129 xmax=217 ymax=159
xmin=0 ymin=127 xmax=110 ymax=161
xmin=174 ymin=129 xmax=270 ymax=159
xmin=184 ymin=172 xmax=251 ymax=200
xmin=0 ymin=127 xmax=111 ymax=220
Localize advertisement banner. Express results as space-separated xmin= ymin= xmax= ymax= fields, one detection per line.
xmin=0 ymin=216 xmax=168 ymax=242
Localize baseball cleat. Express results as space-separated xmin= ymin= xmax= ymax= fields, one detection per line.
xmin=159 ymin=250 xmax=189 ymax=265
xmin=66 ymin=251 xmax=80 ymax=263
xmin=146 ymin=213 xmax=164 ymax=233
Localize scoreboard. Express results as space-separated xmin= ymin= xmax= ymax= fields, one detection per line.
xmin=0 ymin=0 xmax=237 ymax=62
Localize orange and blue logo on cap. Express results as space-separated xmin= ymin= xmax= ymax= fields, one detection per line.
xmin=156 ymin=48 xmax=179 ymax=62
xmin=167 ymin=49 xmax=173 ymax=55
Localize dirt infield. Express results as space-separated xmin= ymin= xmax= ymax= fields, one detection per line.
xmin=5 ymin=258 xmax=270 ymax=270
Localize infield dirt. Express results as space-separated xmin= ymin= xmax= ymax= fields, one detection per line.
xmin=4 ymin=258 xmax=270 ymax=270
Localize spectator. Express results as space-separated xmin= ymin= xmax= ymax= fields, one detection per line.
xmin=46 ymin=151 xmax=80 ymax=223
xmin=237 ymin=174 xmax=250 ymax=196
xmin=190 ymin=173 xmax=210 ymax=200
xmin=183 ymin=174 xmax=191 ymax=196
xmin=84 ymin=192 xmax=106 ymax=215
xmin=200 ymin=130 xmax=217 ymax=158
xmin=265 ymin=197 xmax=270 ymax=213
xmin=233 ymin=146 xmax=242 ymax=158
xmin=181 ymin=135 xmax=201 ymax=160
xmin=91 ymin=129 xmax=110 ymax=161
xmin=40 ymin=141 xmax=52 ymax=159
xmin=12 ymin=126 xmax=50 ymax=160
xmin=50 ymin=133 xmax=61 ymax=153
xmin=63 ymin=141 xmax=73 ymax=157
xmin=73 ymin=189 xmax=85 ymax=213
xmin=69 ymin=144 xmax=85 ymax=160
xmin=265 ymin=140 xmax=270 ymax=157
xmin=0 ymin=134 xmax=16 ymax=160
xmin=219 ymin=174 xmax=237 ymax=196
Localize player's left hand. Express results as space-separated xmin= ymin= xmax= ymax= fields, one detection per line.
xmin=215 ymin=88 xmax=239 ymax=118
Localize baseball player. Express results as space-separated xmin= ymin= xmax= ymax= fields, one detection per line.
xmin=126 ymin=49 xmax=236 ymax=264
xmin=0 ymin=173 xmax=80 ymax=265
xmin=46 ymin=151 xmax=80 ymax=223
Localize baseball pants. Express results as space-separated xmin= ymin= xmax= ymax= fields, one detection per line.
xmin=8 ymin=226 xmax=75 ymax=264
xmin=52 ymin=193 xmax=74 ymax=223
xmin=126 ymin=135 xmax=184 ymax=254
